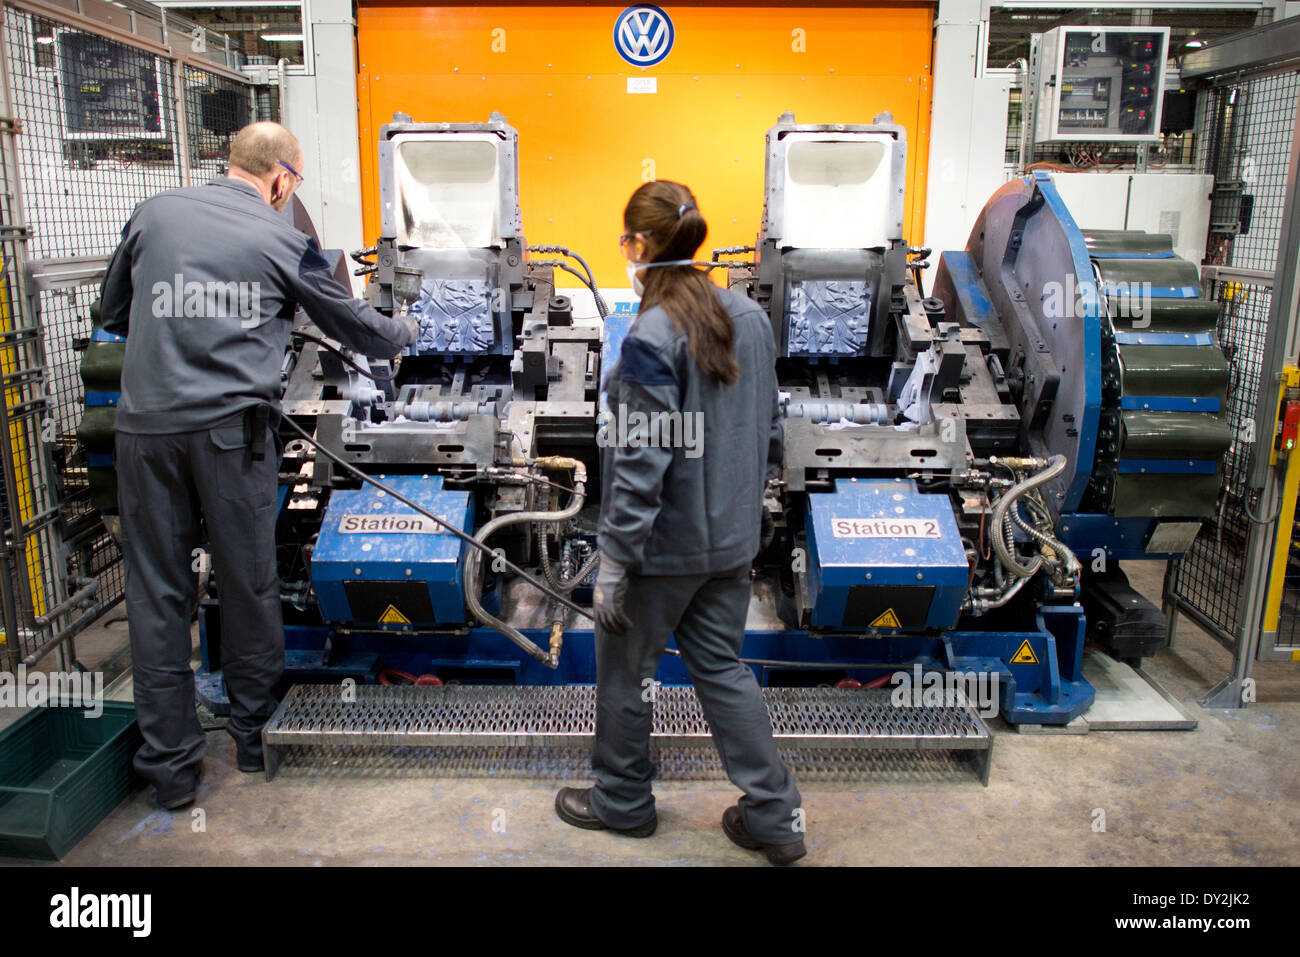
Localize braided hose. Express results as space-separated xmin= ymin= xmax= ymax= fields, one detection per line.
xmin=463 ymin=458 xmax=587 ymax=667
xmin=1011 ymin=499 xmax=1082 ymax=578
xmin=991 ymin=455 xmax=1068 ymax=579
xmin=967 ymin=568 xmax=1032 ymax=613
xmin=538 ymin=524 xmax=557 ymax=584
xmin=538 ymin=527 xmax=601 ymax=592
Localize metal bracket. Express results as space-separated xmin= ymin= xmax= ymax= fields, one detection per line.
xmin=1200 ymin=675 xmax=1248 ymax=710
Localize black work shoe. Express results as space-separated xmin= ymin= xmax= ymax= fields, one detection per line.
xmin=152 ymin=769 xmax=201 ymax=811
xmin=153 ymin=787 xmax=197 ymax=811
xmin=722 ymin=804 xmax=806 ymax=866
xmin=555 ymin=787 xmax=657 ymax=838
xmin=237 ymin=754 xmax=264 ymax=773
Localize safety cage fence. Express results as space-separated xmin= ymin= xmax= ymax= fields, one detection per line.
xmin=0 ymin=0 xmax=265 ymax=671
xmin=1166 ymin=66 xmax=1300 ymax=655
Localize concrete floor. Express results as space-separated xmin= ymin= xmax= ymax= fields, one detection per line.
xmin=3 ymin=561 xmax=1299 ymax=866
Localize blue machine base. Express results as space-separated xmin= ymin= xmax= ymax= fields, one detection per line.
xmin=199 ymin=604 xmax=1094 ymax=724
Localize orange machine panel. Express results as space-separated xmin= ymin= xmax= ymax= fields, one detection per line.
xmin=357 ymin=2 xmax=934 ymax=289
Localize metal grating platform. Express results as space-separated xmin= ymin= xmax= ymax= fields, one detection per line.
xmin=262 ymin=685 xmax=993 ymax=784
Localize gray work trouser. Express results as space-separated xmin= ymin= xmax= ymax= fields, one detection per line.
xmin=590 ymin=564 xmax=803 ymax=845
xmin=116 ymin=412 xmax=282 ymax=798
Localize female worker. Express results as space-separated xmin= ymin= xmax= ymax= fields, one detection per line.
xmin=554 ymin=180 xmax=805 ymax=865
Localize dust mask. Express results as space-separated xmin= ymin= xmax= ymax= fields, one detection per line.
xmin=626 ymin=259 xmax=697 ymax=297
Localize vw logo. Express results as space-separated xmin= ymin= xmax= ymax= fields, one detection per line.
xmin=614 ymin=5 xmax=674 ymax=67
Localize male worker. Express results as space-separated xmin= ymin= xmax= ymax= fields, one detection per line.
xmin=99 ymin=121 xmax=418 ymax=809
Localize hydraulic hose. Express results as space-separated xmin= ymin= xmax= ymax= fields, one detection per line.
xmin=538 ymin=529 xmax=600 ymax=592
xmin=527 ymin=245 xmax=606 ymax=316
xmin=537 ymin=527 xmax=557 ymax=585
xmin=966 ymin=569 xmax=1031 ymax=614
xmin=296 ymin=332 xmax=398 ymax=382
xmin=528 ymin=259 xmax=609 ymax=319
xmin=1001 ymin=510 xmax=1029 ymax=576
xmin=1010 ymin=499 xmax=1081 ymax=578
xmin=990 ymin=454 xmax=1068 ymax=579
xmin=462 ymin=457 xmax=588 ymax=668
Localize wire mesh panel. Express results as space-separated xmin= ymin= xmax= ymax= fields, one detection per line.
xmin=0 ymin=2 xmax=267 ymax=669
xmin=1005 ymin=87 xmax=1022 ymax=166
xmin=41 ymin=287 xmax=95 ymax=525
xmin=0 ymin=229 xmax=64 ymax=667
xmin=6 ymin=10 xmax=184 ymax=260
xmin=1175 ymin=283 xmax=1273 ymax=646
xmin=253 ymin=82 xmax=279 ymax=122
xmin=1202 ymin=74 xmax=1299 ymax=272
xmin=1169 ymin=69 xmax=1300 ymax=649
xmin=181 ymin=64 xmax=252 ymax=181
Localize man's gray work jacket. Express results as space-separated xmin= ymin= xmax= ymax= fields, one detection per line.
xmin=99 ymin=177 xmax=411 ymax=434
xmin=600 ymin=285 xmax=781 ymax=576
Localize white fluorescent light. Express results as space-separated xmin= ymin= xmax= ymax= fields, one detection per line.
xmin=260 ymin=33 xmax=303 ymax=42
xmin=35 ymin=36 xmax=53 ymax=44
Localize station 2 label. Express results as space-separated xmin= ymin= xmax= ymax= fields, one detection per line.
xmin=832 ymin=517 xmax=942 ymax=538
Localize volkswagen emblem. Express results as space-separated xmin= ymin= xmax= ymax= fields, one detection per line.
xmin=614 ymin=6 xmax=675 ymax=67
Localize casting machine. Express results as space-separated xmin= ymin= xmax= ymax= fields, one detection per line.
xmin=729 ymin=112 xmax=1228 ymax=722
xmin=190 ymin=111 xmax=1228 ymax=724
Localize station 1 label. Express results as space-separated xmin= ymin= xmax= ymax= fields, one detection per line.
xmin=832 ymin=517 xmax=942 ymax=538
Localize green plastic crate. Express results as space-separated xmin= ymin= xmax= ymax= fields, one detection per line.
xmin=0 ymin=702 xmax=140 ymax=860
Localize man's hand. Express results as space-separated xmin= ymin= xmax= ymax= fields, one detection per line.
xmin=401 ymin=314 xmax=420 ymax=346
xmin=593 ymin=554 xmax=631 ymax=635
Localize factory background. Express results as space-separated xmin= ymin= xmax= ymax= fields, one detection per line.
xmin=0 ymin=0 xmax=1296 ymax=871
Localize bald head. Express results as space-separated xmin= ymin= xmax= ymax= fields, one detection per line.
xmin=228 ymin=121 xmax=302 ymax=177
xmin=227 ymin=121 xmax=303 ymax=212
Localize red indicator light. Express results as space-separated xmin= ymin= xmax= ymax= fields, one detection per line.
xmin=1281 ymin=399 xmax=1300 ymax=452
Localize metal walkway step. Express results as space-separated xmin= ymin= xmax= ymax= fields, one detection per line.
xmin=262 ymin=684 xmax=993 ymax=784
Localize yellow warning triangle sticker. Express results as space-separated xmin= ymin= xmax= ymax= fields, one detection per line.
xmin=1010 ymin=640 xmax=1039 ymax=664
xmin=869 ymin=609 xmax=901 ymax=629
xmin=378 ymin=604 xmax=410 ymax=625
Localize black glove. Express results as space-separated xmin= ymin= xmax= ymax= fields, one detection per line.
xmin=593 ymin=555 xmax=631 ymax=635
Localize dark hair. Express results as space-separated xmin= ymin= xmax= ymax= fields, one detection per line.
xmin=624 ymin=181 xmax=739 ymax=386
